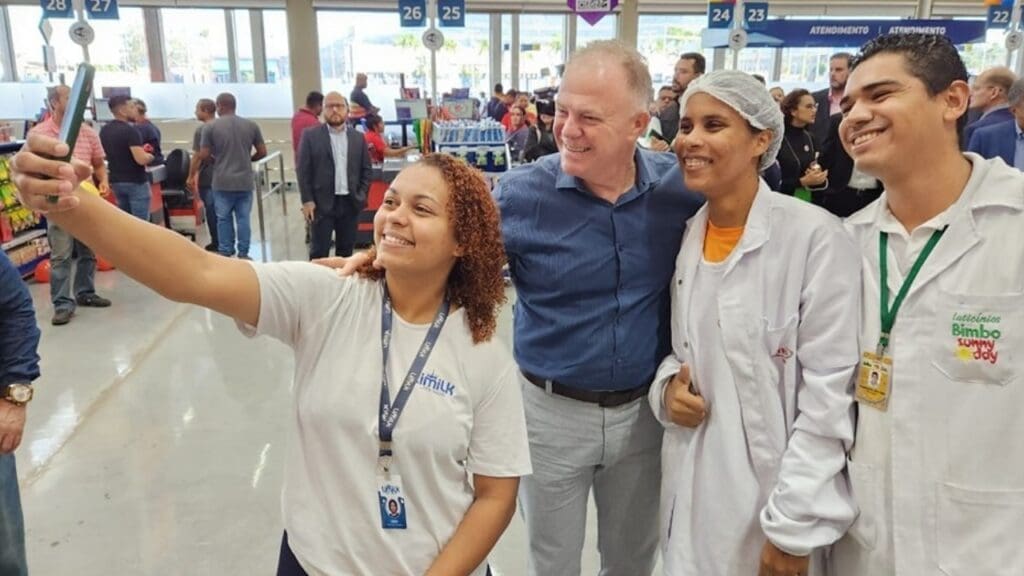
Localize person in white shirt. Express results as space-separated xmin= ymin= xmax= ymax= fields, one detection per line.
xmin=649 ymin=70 xmax=859 ymax=576
xmin=8 ymin=143 xmax=531 ymax=576
xmin=831 ymin=32 xmax=1024 ymax=576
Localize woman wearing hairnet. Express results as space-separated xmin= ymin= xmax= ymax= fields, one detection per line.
xmin=647 ymin=70 xmax=860 ymax=576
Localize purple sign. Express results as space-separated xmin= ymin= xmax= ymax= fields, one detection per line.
xmin=568 ymin=0 xmax=618 ymax=26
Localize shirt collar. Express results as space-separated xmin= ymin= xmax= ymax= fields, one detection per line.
xmin=328 ymin=125 xmax=347 ymax=135
xmin=981 ymin=103 xmax=1010 ymax=119
xmin=554 ymin=147 xmax=655 ymax=196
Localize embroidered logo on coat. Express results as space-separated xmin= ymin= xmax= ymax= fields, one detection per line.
xmin=951 ymin=312 xmax=1002 ymax=365
xmin=772 ymin=347 xmax=793 ymax=363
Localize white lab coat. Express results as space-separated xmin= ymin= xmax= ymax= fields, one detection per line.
xmin=649 ymin=183 xmax=860 ymax=575
xmin=831 ymin=154 xmax=1024 ymax=576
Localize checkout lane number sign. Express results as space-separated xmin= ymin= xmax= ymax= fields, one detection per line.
xmin=438 ymin=0 xmax=465 ymax=27
xmin=399 ymin=0 xmax=427 ymax=27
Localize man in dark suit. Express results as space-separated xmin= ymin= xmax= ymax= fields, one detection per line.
xmin=811 ymin=53 xmax=852 ymax=146
xmin=967 ymin=77 xmax=1024 ymax=168
xmin=819 ymin=112 xmax=882 ymax=217
xmin=298 ymin=91 xmax=372 ymax=259
xmin=964 ymin=66 xmax=1017 ymax=146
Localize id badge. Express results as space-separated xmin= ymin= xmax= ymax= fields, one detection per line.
xmin=856 ymin=351 xmax=893 ymax=411
xmin=377 ymin=472 xmax=408 ymax=530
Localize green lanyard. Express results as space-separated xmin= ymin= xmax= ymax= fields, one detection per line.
xmin=877 ymin=228 xmax=946 ymax=354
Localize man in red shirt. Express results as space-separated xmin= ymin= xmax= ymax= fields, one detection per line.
xmin=28 ymin=86 xmax=111 ymax=325
xmin=291 ymin=91 xmax=323 ymax=162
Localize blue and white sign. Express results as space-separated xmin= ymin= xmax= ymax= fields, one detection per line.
xmin=399 ymin=0 xmax=427 ymax=27
xmin=86 ymin=0 xmax=119 ymax=20
xmin=40 ymin=0 xmax=73 ymax=20
xmin=702 ymin=19 xmax=987 ymax=49
xmin=707 ymin=2 xmax=734 ymax=30
xmin=438 ymin=0 xmax=465 ymax=28
xmin=744 ymin=2 xmax=769 ymax=31
xmin=987 ymin=5 xmax=1012 ymax=30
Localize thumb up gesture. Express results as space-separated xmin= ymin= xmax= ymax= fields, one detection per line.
xmin=663 ymin=364 xmax=707 ymax=428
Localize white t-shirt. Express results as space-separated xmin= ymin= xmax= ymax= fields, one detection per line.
xmin=238 ymin=262 xmax=532 ymax=576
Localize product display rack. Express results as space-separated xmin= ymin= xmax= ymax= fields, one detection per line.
xmin=0 ymin=141 xmax=50 ymax=278
xmin=432 ymin=120 xmax=512 ymax=190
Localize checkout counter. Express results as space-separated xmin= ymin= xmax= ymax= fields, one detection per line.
xmin=356 ymin=155 xmax=419 ymax=247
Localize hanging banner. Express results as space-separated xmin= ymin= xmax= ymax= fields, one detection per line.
xmin=702 ymin=19 xmax=988 ymax=49
xmin=40 ymin=0 xmax=73 ymax=19
xmin=85 ymin=0 xmax=119 ymax=20
xmin=707 ymin=1 xmax=735 ymax=30
xmin=568 ymin=0 xmax=619 ymax=26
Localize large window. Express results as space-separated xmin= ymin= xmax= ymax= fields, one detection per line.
xmin=736 ymin=49 xmax=774 ymax=80
xmin=575 ymin=14 xmax=617 ymax=49
xmin=89 ymin=8 xmax=149 ymax=89
xmin=519 ymin=14 xmax=564 ymax=93
xmin=10 ymin=6 xmax=79 ymax=83
xmin=961 ymin=27 xmax=1015 ymax=76
xmin=637 ymin=15 xmax=706 ymax=89
xmin=161 ymin=8 xmax=229 ymax=84
xmin=778 ymin=47 xmax=832 ymax=90
xmin=233 ymin=10 xmax=254 ymax=82
xmin=263 ymin=10 xmax=291 ymax=84
xmin=318 ymin=11 xmax=489 ymax=115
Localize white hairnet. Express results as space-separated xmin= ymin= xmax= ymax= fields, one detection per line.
xmin=679 ymin=70 xmax=784 ymax=172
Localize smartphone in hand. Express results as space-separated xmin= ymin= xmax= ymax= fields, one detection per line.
xmin=45 ymin=63 xmax=94 ymax=203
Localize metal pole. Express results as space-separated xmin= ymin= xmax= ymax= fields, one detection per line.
xmin=1012 ymin=0 xmax=1024 ymax=73
xmin=256 ymin=165 xmax=267 ymax=262
xmin=429 ymin=0 xmax=438 ymax=105
xmin=279 ymin=153 xmax=287 ymax=215
xmin=731 ymin=0 xmax=744 ymax=71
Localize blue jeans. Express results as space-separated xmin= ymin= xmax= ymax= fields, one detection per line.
xmin=214 ymin=190 xmax=253 ymax=257
xmin=112 ymin=181 xmax=151 ymax=221
xmin=198 ymin=187 xmax=218 ymax=245
xmin=47 ymin=222 xmax=96 ymax=313
xmin=0 ymin=455 xmax=27 ymax=576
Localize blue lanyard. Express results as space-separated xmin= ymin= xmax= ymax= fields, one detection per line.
xmin=378 ymin=283 xmax=450 ymax=459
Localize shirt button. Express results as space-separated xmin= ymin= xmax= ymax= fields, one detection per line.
xmin=683 ymin=341 xmax=689 ymax=349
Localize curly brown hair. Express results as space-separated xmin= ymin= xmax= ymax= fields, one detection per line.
xmin=356 ymin=154 xmax=507 ymax=344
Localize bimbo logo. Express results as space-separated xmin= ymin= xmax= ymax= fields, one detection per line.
xmin=950 ymin=312 xmax=1003 ymax=365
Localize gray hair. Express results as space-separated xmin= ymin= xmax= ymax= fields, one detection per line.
xmin=1009 ymin=77 xmax=1024 ymax=107
xmin=565 ymin=40 xmax=653 ymax=111
xmin=45 ymin=85 xmax=63 ymax=107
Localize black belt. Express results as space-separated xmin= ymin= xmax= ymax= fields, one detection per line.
xmin=522 ymin=372 xmax=649 ymax=407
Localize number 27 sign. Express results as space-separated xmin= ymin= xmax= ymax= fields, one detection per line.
xmin=40 ymin=0 xmax=120 ymax=20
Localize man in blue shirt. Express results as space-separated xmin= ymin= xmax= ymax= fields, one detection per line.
xmin=495 ymin=41 xmax=703 ymax=576
xmin=967 ymin=77 xmax=1024 ymax=170
xmin=0 ymin=252 xmax=41 ymax=576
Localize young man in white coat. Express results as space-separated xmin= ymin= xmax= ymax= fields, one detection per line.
xmin=832 ymin=33 xmax=1024 ymax=575
xmin=650 ymin=70 xmax=859 ymax=576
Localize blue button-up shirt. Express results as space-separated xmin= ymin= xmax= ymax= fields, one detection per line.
xmin=496 ymin=149 xmax=703 ymax=391
xmin=0 ymin=252 xmax=40 ymax=387
xmin=1014 ymin=122 xmax=1024 ymax=172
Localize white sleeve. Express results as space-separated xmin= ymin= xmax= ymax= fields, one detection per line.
xmin=760 ymin=222 xmax=860 ymax=556
xmin=467 ymin=361 xmax=532 ymax=478
xmin=648 ymin=353 xmax=683 ymax=427
xmin=236 ymin=261 xmax=356 ymax=348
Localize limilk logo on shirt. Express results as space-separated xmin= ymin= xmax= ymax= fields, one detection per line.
xmin=418 ymin=372 xmax=456 ymax=398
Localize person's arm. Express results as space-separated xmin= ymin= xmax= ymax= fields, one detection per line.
xmin=187 ymin=147 xmax=211 ymax=192
xmin=0 ymin=253 xmax=40 ymax=454
xmin=424 ymin=475 xmax=518 ymax=576
xmin=252 ymin=142 xmax=268 ymax=163
xmin=92 ymin=158 xmax=109 ymax=195
xmin=130 ymin=146 xmax=154 ymax=167
xmin=11 ymin=133 xmax=261 ymax=327
xmin=759 ymin=220 xmax=860 ymax=567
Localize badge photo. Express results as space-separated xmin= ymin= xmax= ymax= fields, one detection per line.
xmin=378 ymin=476 xmax=408 ymax=530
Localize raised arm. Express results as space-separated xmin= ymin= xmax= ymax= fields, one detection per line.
xmin=10 ymin=133 xmax=261 ymax=326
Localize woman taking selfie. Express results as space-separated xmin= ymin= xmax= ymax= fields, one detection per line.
xmin=650 ymin=70 xmax=859 ymax=576
xmin=10 ymin=137 xmax=530 ymax=576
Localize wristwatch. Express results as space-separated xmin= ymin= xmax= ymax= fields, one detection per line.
xmin=2 ymin=384 xmax=33 ymax=406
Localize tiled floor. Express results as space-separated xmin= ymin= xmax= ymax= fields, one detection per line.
xmin=16 ymin=190 xmax=646 ymax=575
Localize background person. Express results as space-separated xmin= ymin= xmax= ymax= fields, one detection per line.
xmin=778 ymin=89 xmax=828 ymax=201
xmin=297 ymin=92 xmax=372 ymax=259
xmin=191 ymin=98 xmax=219 ymax=251
xmin=29 ymin=85 xmax=112 ymax=325
xmin=99 ymin=94 xmax=154 ymax=221
xmin=131 ymin=99 xmax=163 ymax=166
